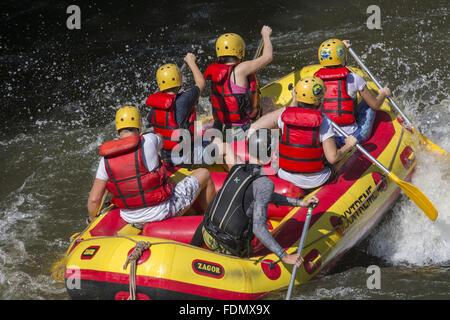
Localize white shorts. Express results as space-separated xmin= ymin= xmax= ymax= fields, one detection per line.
xmin=119 ymin=175 xmax=200 ymax=228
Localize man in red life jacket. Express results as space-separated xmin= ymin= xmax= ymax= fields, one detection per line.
xmin=87 ymin=106 xmax=216 ymax=228
xmin=248 ymin=77 xmax=357 ymax=194
xmin=204 ymin=26 xmax=273 ymax=142
xmin=314 ymin=39 xmax=391 ymax=147
xmin=146 ymin=53 xmax=236 ymax=170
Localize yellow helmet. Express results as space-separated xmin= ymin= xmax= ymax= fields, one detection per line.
xmin=318 ymin=39 xmax=347 ymax=67
xmin=215 ymin=33 xmax=245 ymax=60
xmin=115 ymin=106 xmax=141 ymax=132
xmin=156 ymin=63 xmax=181 ymax=91
xmin=295 ymin=77 xmax=326 ymax=106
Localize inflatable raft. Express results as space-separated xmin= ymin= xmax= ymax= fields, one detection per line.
xmin=63 ymin=65 xmax=419 ymax=300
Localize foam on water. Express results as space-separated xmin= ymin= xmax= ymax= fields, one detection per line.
xmin=367 ymin=71 xmax=450 ymax=266
xmin=0 ymin=172 xmax=56 ymax=299
xmin=0 ymin=126 xmax=110 ymax=299
xmin=368 ymin=143 xmax=450 ymax=266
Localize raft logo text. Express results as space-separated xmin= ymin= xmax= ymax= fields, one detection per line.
xmin=342 ymin=185 xmax=379 ymax=229
xmin=192 ymin=259 xmax=225 ymax=279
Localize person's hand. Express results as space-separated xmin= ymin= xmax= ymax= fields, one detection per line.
xmin=300 ymin=195 xmax=319 ymax=208
xmin=378 ymin=87 xmax=391 ymax=99
xmin=345 ymin=135 xmax=358 ymax=148
xmin=261 ymin=25 xmax=272 ymax=38
xmin=184 ymin=52 xmax=196 ymax=66
xmin=282 ymin=253 xmax=304 ymax=268
xmin=342 ymin=40 xmax=351 ymax=48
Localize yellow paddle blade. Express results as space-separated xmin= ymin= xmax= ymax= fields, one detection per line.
xmin=387 ymin=172 xmax=438 ymax=221
xmin=416 ymin=130 xmax=450 ymax=159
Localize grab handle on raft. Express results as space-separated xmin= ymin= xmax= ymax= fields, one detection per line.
xmin=286 ymin=204 xmax=315 ymax=300
xmin=324 ymin=113 xmax=438 ymax=221
xmin=347 ymin=47 xmax=449 ymax=158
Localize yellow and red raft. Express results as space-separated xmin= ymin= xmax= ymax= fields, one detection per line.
xmin=62 ymin=65 xmax=419 ymax=300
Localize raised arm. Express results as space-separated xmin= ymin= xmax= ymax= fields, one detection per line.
xmin=235 ymin=26 xmax=273 ymax=77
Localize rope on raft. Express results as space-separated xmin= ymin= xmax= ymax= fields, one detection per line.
xmin=123 ymin=241 xmax=152 ymax=300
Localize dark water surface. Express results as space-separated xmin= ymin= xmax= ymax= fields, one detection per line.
xmin=1 ymin=0 xmax=449 ymax=299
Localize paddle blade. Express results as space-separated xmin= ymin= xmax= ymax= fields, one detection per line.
xmin=388 ymin=172 xmax=438 ymax=221
xmin=51 ymin=256 xmax=67 ymax=282
xmin=416 ymin=131 xmax=450 ymax=159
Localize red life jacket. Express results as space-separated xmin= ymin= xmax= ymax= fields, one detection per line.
xmin=99 ymin=135 xmax=173 ymax=209
xmin=314 ymin=66 xmax=356 ymax=126
xmin=279 ymin=107 xmax=325 ymax=173
xmin=145 ymin=91 xmax=196 ymax=151
xmin=204 ymin=62 xmax=260 ymax=124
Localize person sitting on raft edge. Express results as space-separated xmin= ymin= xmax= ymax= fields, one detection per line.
xmin=203 ymin=25 xmax=273 ymax=143
xmin=314 ymin=39 xmax=391 ymax=147
xmin=247 ymin=77 xmax=357 ymax=195
xmin=192 ymin=128 xmax=319 ymax=268
xmin=145 ymin=53 xmax=237 ymax=171
xmin=86 ymin=106 xmax=216 ymax=229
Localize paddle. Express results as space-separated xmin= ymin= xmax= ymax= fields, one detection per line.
xmin=250 ymin=38 xmax=266 ymax=118
xmin=286 ymin=205 xmax=314 ymax=300
xmin=253 ymin=39 xmax=264 ymax=60
xmin=347 ymin=47 xmax=448 ymax=158
xmin=180 ymin=62 xmax=187 ymax=73
xmin=324 ymin=113 xmax=438 ymax=221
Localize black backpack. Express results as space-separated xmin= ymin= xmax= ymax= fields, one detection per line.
xmin=203 ymin=163 xmax=261 ymax=257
